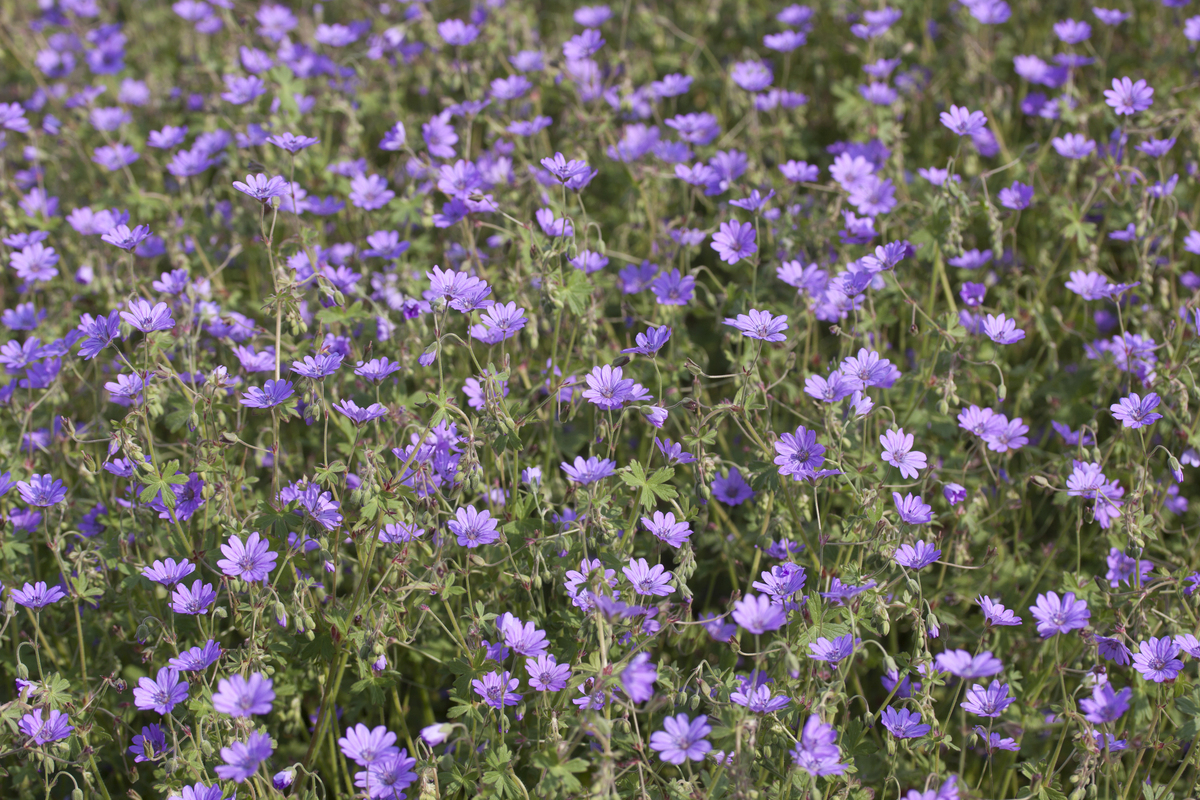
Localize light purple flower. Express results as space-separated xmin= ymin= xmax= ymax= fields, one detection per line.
xmin=1110 ymin=392 xmax=1163 ymax=428
xmin=940 ymin=105 xmax=988 ymax=136
xmin=212 ymin=673 xmax=275 ymax=717
xmin=1029 ymin=591 xmax=1090 ymax=637
xmin=650 ymin=714 xmax=712 ymax=763
xmin=723 ymin=309 xmax=788 ymax=341
xmin=133 ymin=667 xmax=189 ymax=715
xmin=1133 ymin=637 xmax=1183 ymax=682
xmin=880 ymin=429 xmax=927 ymax=479
xmin=1104 ymin=77 xmax=1154 ymax=115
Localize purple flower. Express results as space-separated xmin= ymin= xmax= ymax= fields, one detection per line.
xmin=215 ymin=731 xmax=273 ymax=783
xmin=1133 ymin=637 xmax=1184 ymax=682
xmin=621 ymin=653 xmax=657 ymax=702
xmin=339 ymin=724 xmax=399 ymax=766
xmin=982 ymin=313 xmax=1026 ymax=345
xmin=893 ymin=492 xmax=933 ymax=525
xmin=449 ymin=505 xmax=501 ymax=547
xmin=169 ymin=640 xmax=223 ymax=671
xmin=881 ymin=707 xmax=930 ymax=738
xmin=472 ymin=670 xmax=522 ymax=708
xmin=133 ymin=667 xmax=189 ymax=715
xmin=217 ymin=531 xmax=277 ymax=583
xmin=497 ymin=613 xmax=548 ymax=657
xmin=820 ymin=578 xmax=875 ymax=606
xmin=650 ymin=269 xmax=695 ymax=305
xmin=438 ymin=18 xmax=479 ymax=46
xmin=582 ymin=365 xmax=640 ymax=409
xmin=711 ymin=221 xmax=757 ymax=263
xmin=171 ymin=579 xmax=218 ymax=614
xmin=731 ymin=680 xmax=791 ymax=713
xmin=790 ymin=716 xmax=847 ymax=776
xmin=356 ymin=752 xmax=418 ymax=799
xmin=732 ymin=594 xmax=787 ymax=633
xmin=527 ymin=654 xmax=571 ymax=692
xmin=142 ymin=558 xmax=196 ymax=585
xmin=267 ymin=132 xmax=319 ymax=153
xmin=712 ymin=467 xmax=754 ymax=505
xmin=975 ymin=729 xmax=1020 ymax=753
xmin=894 ymin=540 xmax=941 ymax=570
xmin=624 ymin=558 xmax=675 ymax=596
xmin=622 ymin=326 xmax=671 ymax=356
xmin=999 ymin=181 xmax=1034 ymax=209
xmin=724 ymin=309 xmax=788 ymax=341
xmin=880 ymin=428 xmax=927 ymax=479
xmin=961 ymin=680 xmax=1015 ymax=717
xmin=1052 ymin=133 xmax=1096 ymax=159
xmin=935 ymin=649 xmax=1003 ymax=678
xmin=333 ymin=399 xmax=388 ymax=425
xmin=17 ymin=474 xmax=67 ymax=506
xmin=212 ymin=673 xmax=275 ymax=717
xmin=977 ymin=596 xmax=1021 ymax=626
xmin=1110 ymin=392 xmax=1163 ymax=428
xmin=11 ymin=580 xmax=66 ymax=609
xmin=129 ymin=724 xmax=169 ymax=763
xmin=730 ymin=61 xmax=773 ymax=92
xmin=121 ymin=299 xmax=175 ymax=333
xmin=291 ymin=353 xmax=343 ymax=379
xmin=650 ymin=714 xmax=712 ymax=764
xmin=773 ymin=426 xmax=827 ymax=479
xmin=349 ymin=174 xmax=395 ymax=211
xmin=1081 ymin=682 xmax=1131 ymax=723
xmin=19 ymin=709 xmax=73 ymax=745
xmin=1104 ymin=77 xmax=1154 ymax=115
xmin=355 ymin=357 xmax=403 ymax=383
xmin=1097 ymin=636 xmax=1132 ymax=665
xmin=643 ymin=511 xmax=692 ymax=548
xmin=561 ymin=456 xmax=617 ymax=485
xmin=809 ymin=634 xmax=858 ymax=665
xmin=1106 ymin=547 xmax=1153 ymax=587
xmin=1030 ymin=591 xmax=1090 ymax=637
xmin=940 ymin=105 xmax=988 ymax=136
xmin=240 ymin=379 xmax=295 ymax=408
xmin=232 ymin=173 xmax=288 ymax=202
xmin=102 ymin=223 xmax=152 ymax=251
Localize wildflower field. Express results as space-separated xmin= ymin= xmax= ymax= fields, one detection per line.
xmin=3 ymin=0 xmax=1200 ymax=797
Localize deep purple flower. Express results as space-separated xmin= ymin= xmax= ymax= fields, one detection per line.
xmin=1030 ymin=591 xmax=1090 ymax=637
xmin=622 ymin=326 xmax=671 ymax=356
xmin=357 ymin=751 xmax=418 ymax=799
xmin=333 ymin=399 xmax=388 ymax=425
xmin=212 ymin=673 xmax=275 ymax=717
xmin=773 ymin=426 xmax=827 ymax=480
xmin=1097 ymin=636 xmax=1132 ymax=665
xmin=1133 ymin=637 xmax=1183 ymax=682
xmin=650 ymin=714 xmax=712 ymax=764
xmin=133 ymin=667 xmax=189 ymax=715
xmin=1106 ymin=547 xmax=1153 ymax=587
xmin=712 ymin=467 xmax=754 ymax=505
xmin=999 ymin=181 xmax=1034 ymax=209
xmin=217 ymin=532 xmax=278 ymax=582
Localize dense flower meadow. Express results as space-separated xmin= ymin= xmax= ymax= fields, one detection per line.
xmin=3 ymin=0 xmax=1200 ymax=797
